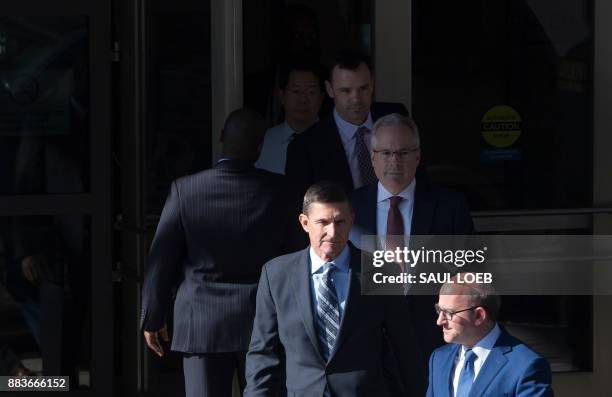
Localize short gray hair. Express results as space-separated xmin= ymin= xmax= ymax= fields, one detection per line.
xmin=440 ymin=273 xmax=501 ymax=321
xmin=370 ymin=113 xmax=421 ymax=150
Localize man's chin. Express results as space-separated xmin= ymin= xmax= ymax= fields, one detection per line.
xmin=442 ymin=331 xmax=455 ymax=343
xmin=320 ymin=244 xmax=342 ymax=258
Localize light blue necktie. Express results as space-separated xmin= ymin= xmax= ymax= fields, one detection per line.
xmin=456 ymin=349 xmax=477 ymax=397
xmin=315 ymin=263 xmax=340 ymax=361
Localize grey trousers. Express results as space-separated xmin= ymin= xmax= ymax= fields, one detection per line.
xmin=183 ymin=351 xmax=246 ymax=397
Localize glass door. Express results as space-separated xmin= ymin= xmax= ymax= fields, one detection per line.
xmin=0 ymin=1 xmax=112 ymax=395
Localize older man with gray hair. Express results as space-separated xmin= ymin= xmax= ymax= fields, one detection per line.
xmin=427 ymin=273 xmax=553 ymax=396
xmin=349 ymin=113 xmax=475 ymax=368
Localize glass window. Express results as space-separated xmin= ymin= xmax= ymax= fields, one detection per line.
xmin=0 ymin=17 xmax=90 ymax=195
xmin=243 ymin=0 xmax=373 ymax=125
xmin=0 ymin=215 xmax=91 ymax=387
xmin=144 ymin=5 xmax=212 ymax=214
xmin=412 ymin=0 xmax=593 ymax=210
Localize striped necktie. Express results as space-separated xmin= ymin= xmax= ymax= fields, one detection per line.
xmin=315 ymin=263 xmax=340 ymax=360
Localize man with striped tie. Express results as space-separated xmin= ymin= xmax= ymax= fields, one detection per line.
xmin=426 ymin=274 xmax=553 ymax=396
xmin=245 ymin=181 xmax=426 ymax=397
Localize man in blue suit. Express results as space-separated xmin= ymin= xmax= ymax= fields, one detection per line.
xmin=244 ymin=181 xmax=426 ymax=396
xmin=427 ymin=274 xmax=553 ymax=397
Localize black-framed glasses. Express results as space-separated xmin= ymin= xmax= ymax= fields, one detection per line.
xmin=434 ymin=303 xmax=479 ymax=321
xmin=372 ymin=148 xmax=420 ymax=161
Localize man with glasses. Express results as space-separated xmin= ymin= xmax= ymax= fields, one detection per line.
xmin=427 ymin=273 xmax=553 ymax=396
xmin=349 ymin=113 xmax=475 ymax=364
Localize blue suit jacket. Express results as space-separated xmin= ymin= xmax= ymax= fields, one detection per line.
xmin=426 ymin=328 xmax=554 ymax=397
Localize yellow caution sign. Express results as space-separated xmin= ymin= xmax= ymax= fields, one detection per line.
xmin=481 ymin=105 xmax=521 ymax=148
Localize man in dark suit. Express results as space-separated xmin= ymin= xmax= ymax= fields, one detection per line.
xmin=285 ymin=50 xmax=407 ymax=193
xmin=349 ymin=113 xmax=475 ymax=367
xmin=427 ymin=274 xmax=553 ymax=396
xmin=244 ymin=181 xmax=426 ymax=397
xmin=141 ymin=109 xmax=301 ymax=397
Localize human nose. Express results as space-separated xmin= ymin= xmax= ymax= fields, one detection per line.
xmin=348 ymin=90 xmax=360 ymax=103
xmin=325 ymin=222 xmax=337 ymax=238
xmin=436 ymin=310 xmax=447 ymax=326
xmin=297 ymin=91 xmax=308 ymax=103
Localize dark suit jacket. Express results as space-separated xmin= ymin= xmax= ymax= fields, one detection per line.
xmin=350 ymin=179 xmax=475 ymax=238
xmin=285 ymin=102 xmax=408 ymax=194
xmin=140 ymin=159 xmax=302 ymax=353
xmin=350 ymin=179 xmax=476 ymax=368
xmin=426 ymin=328 xmax=554 ymax=397
xmin=244 ymin=244 xmax=426 ymax=397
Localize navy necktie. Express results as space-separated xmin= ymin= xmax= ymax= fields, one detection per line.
xmin=456 ymin=349 xmax=477 ymax=397
xmin=315 ymin=263 xmax=340 ymax=360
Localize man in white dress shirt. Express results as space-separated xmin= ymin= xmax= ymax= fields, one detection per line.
xmin=285 ymin=50 xmax=408 ymax=193
xmin=255 ymin=63 xmax=324 ymax=174
xmin=349 ymin=113 xmax=475 ymax=369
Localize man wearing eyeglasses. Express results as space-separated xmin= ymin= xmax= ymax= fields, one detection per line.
xmin=427 ymin=274 xmax=553 ymax=396
xmin=349 ymin=113 xmax=475 ymax=365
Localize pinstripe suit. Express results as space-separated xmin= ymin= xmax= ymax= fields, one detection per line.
xmin=141 ymin=159 xmax=303 ymax=396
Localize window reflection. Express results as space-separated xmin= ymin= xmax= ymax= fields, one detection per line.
xmin=0 ymin=17 xmax=89 ymax=195
xmin=413 ymin=0 xmax=593 ymax=210
xmin=0 ymin=215 xmax=91 ymax=388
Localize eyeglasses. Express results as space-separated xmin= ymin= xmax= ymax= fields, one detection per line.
xmin=434 ymin=303 xmax=479 ymax=321
xmin=372 ymin=148 xmax=420 ymax=161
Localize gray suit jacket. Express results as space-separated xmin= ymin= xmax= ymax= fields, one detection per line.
xmin=244 ymin=244 xmax=426 ymax=397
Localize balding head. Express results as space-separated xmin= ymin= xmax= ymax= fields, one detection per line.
xmin=221 ymin=108 xmax=267 ymax=162
xmin=436 ymin=273 xmax=499 ymax=347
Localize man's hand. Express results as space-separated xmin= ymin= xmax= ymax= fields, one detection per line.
xmin=143 ymin=324 xmax=170 ymax=357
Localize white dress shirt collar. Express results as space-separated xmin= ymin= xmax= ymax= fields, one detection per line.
xmin=377 ymin=179 xmax=416 ymax=204
xmin=452 ymin=323 xmax=502 ymax=396
xmin=461 ymin=323 xmax=502 ymax=363
xmin=310 ymin=245 xmax=350 ymax=274
xmin=333 ymin=108 xmax=374 ymax=141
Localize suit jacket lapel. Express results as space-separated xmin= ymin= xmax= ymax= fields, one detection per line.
xmin=326 ymin=118 xmax=355 ymax=191
xmin=354 ymin=184 xmax=377 ymax=235
xmin=411 ymin=178 xmax=435 ymax=235
xmin=328 ymin=245 xmax=362 ymax=363
xmin=439 ymin=344 xmax=460 ymax=397
xmin=290 ymin=248 xmax=326 ymax=364
xmin=468 ymin=334 xmax=511 ymax=397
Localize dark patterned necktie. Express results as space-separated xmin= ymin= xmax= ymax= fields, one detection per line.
xmin=355 ymin=126 xmax=377 ymax=187
xmin=315 ymin=263 xmax=340 ymax=360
